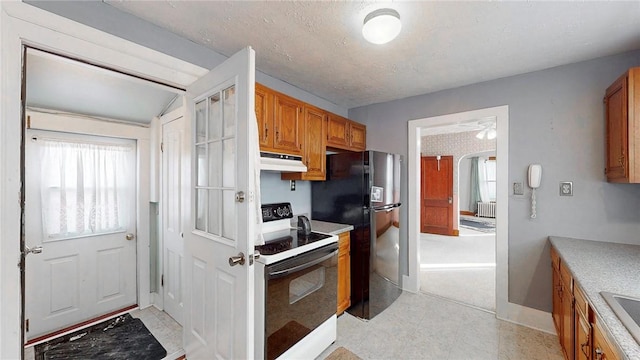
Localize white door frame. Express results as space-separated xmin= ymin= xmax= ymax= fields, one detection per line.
xmin=407 ymin=106 xmax=554 ymax=333
xmin=0 ymin=3 xmax=207 ymax=358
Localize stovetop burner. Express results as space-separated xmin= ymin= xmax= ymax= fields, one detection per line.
xmin=256 ymin=230 xmax=332 ymax=256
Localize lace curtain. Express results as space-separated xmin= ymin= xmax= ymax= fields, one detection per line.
xmin=40 ymin=138 xmax=134 ymax=239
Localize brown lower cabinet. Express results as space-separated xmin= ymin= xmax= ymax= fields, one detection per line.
xmin=337 ymin=232 xmax=351 ymax=315
xmin=551 ymin=246 xmax=620 ymax=360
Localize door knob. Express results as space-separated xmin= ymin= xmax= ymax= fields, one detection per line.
xmin=125 ymin=233 xmax=135 ymax=241
xmin=448 ymin=197 xmax=453 ymax=204
xmin=24 ymin=245 xmax=43 ymax=256
xmin=229 ymin=252 xmax=245 ymax=266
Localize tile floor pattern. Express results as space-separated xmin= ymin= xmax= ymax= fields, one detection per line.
xmin=319 ymin=292 xmax=563 ymax=360
xmin=23 ymin=306 xmax=183 ymax=360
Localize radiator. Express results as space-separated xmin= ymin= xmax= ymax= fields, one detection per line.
xmin=477 ymin=202 xmax=496 ymax=218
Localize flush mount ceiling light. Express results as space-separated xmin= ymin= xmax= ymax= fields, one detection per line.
xmin=362 ymin=8 xmax=402 ymax=45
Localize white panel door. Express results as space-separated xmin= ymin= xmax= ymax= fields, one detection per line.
xmin=24 ymin=130 xmax=137 ymax=339
xmin=183 ymin=47 xmax=256 ymax=359
xmin=162 ymin=114 xmax=186 ymax=325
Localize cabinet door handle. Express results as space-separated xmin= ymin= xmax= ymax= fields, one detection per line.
xmin=264 ymin=127 xmax=268 ymax=140
xmin=595 ymin=347 xmax=604 ymax=360
xmin=580 ymin=336 xmax=590 ymax=357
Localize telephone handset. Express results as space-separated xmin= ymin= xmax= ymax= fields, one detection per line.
xmin=528 ymin=164 xmax=542 ymax=218
xmin=528 ymin=164 xmax=542 ymax=189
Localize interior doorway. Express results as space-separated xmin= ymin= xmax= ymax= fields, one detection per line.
xmin=21 ymin=47 xmax=183 ymax=354
xmin=406 ymin=105 xmax=509 ymax=319
xmin=419 ymin=147 xmax=497 ymax=311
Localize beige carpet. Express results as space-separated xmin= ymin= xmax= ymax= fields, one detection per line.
xmin=324 ymin=346 xmax=361 ymax=360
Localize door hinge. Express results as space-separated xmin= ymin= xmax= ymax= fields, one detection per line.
xmin=26 ymin=115 xmax=31 ymax=129
xmin=160 ymin=142 xmax=164 ymax=153
xmin=161 ymin=274 xmax=164 ymax=287
xmin=25 ymin=319 xmax=29 ymax=332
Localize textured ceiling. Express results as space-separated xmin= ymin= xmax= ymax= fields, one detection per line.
xmin=105 ymin=1 xmax=640 ymax=110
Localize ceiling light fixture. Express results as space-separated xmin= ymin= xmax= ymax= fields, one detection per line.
xmin=476 ymin=123 xmax=497 ymax=140
xmin=362 ymin=8 xmax=402 ymax=45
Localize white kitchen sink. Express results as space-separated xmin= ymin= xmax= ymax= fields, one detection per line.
xmin=601 ymin=292 xmax=640 ymax=344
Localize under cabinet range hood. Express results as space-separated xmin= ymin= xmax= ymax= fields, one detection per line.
xmin=260 ymin=151 xmax=307 ymax=172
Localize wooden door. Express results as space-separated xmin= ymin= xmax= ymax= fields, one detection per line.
xmin=255 ymin=83 xmax=273 ymax=151
xmin=349 ymin=121 xmax=366 ymax=150
xmin=162 ymin=114 xmax=187 ymax=325
xmin=25 ymin=130 xmax=137 ymax=339
xmin=273 ymin=93 xmax=303 ymax=155
xmin=326 ymin=114 xmax=349 ymax=148
xmin=604 ymin=72 xmax=628 ymax=182
xmin=420 ymin=156 xmax=455 ymax=235
xmin=183 ymin=47 xmax=256 ymax=359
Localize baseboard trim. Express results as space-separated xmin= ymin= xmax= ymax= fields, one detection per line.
xmin=498 ymin=302 xmax=556 ymax=335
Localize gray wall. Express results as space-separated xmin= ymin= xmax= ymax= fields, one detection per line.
xmin=350 ymin=50 xmax=640 ymax=311
xmin=260 ymin=172 xmax=311 ymax=217
xmin=26 ymin=1 xmax=348 ymax=117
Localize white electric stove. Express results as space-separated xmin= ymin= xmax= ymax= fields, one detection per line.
xmin=254 ymin=203 xmax=338 ymax=360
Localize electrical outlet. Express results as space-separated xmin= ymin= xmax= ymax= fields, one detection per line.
xmin=513 ymin=182 xmax=524 ymax=195
xmin=560 ymin=181 xmax=573 ymax=196
xmin=290 ymin=180 xmax=296 ymax=191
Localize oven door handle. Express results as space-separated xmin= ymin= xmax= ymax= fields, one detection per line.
xmin=268 ymin=249 xmax=337 ymax=279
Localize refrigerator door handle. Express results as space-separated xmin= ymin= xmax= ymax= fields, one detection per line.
xmin=372 ymin=203 xmax=402 ymax=212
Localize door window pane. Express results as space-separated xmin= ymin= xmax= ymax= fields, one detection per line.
xmin=196 ymin=145 xmax=207 ymax=187
xmin=208 ymin=190 xmax=220 ymax=235
xmin=223 ymin=86 xmax=236 ymax=137
xmin=195 ymin=100 xmax=206 ymax=144
xmin=195 ymin=189 xmax=207 ymax=231
xmin=209 ymin=94 xmax=222 ymax=140
xmin=193 ymin=85 xmax=237 ymax=241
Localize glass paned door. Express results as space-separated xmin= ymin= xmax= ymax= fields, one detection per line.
xmin=194 ymin=85 xmax=237 ymax=241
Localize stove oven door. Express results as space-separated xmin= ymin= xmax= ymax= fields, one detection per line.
xmin=264 ymin=243 xmax=338 ymax=360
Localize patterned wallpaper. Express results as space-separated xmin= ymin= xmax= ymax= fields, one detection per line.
xmin=421 ymin=130 xmax=496 ymax=195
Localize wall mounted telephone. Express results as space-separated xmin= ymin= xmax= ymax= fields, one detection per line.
xmin=528 ymin=164 xmax=542 ymax=189
xmin=528 ymin=164 xmax=542 ymax=218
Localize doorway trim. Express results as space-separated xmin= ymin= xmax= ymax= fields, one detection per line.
xmin=408 ymin=106 xmax=509 ymax=315
xmin=408 ymin=105 xmax=553 ymax=332
xmin=1 ymin=3 xmax=206 ymax=358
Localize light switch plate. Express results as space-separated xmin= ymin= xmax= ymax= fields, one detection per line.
xmin=560 ymin=181 xmax=573 ymax=196
xmin=513 ymin=182 xmax=524 ymax=195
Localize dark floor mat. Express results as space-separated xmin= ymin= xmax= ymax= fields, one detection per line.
xmin=34 ymin=314 xmax=167 ymax=360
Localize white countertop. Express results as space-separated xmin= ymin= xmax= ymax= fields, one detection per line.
xmin=549 ymin=236 xmax=640 ymax=360
xmin=309 ymin=220 xmax=353 ymax=235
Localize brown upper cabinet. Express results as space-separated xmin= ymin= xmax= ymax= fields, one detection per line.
xmin=604 ymin=67 xmax=640 ymax=183
xmin=327 ymin=114 xmax=366 ymax=151
xmin=256 ymin=83 xmax=304 ymax=156
xmin=282 ymin=105 xmax=327 ymax=181
xmin=256 ymin=83 xmax=366 ymax=180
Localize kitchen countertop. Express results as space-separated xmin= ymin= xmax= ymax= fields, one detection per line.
xmin=310 ymin=220 xmax=353 ymax=235
xmin=549 ymin=236 xmax=640 ymax=360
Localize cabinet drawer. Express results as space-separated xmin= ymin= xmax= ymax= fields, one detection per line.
xmin=593 ymin=318 xmax=620 ymax=360
xmin=574 ymin=282 xmax=589 ymax=318
xmin=560 ymin=261 xmax=573 ymax=290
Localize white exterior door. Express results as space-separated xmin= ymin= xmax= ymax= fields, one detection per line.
xmin=183 ymin=47 xmax=257 ymax=359
xmin=162 ymin=113 xmax=187 ymax=325
xmin=24 ymin=130 xmax=137 ymax=340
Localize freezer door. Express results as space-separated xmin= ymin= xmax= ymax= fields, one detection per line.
xmin=370 ymin=151 xmax=402 ymax=207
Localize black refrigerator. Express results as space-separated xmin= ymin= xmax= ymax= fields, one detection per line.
xmin=311 ymin=151 xmax=402 ymax=320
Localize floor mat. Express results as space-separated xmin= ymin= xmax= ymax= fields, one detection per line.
xmin=460 ymin=219 xmax=495 ymax=233
xmin=324 ymin=346 xmax=362 ymax=360
xmin=34 ymin=314 xmax=166 ymax=360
